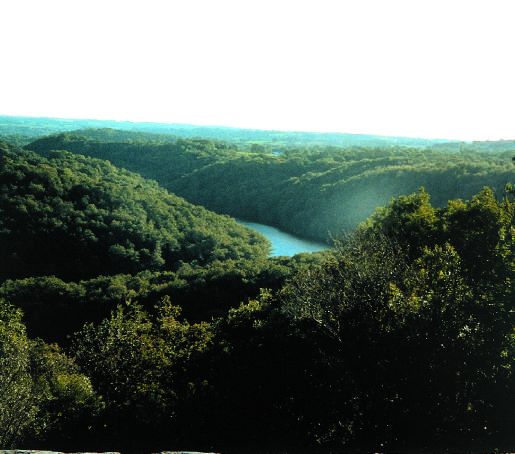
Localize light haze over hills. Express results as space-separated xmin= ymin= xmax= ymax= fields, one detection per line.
xmin=2 ymin=1 xmax=515 ymax=141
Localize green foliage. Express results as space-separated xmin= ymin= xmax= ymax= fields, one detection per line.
xmin=0 ymin=141 xmax=270 ymax=282
xmin=366 ymin=186 xmax=515 ymax=287
xmin=0 ymin=298 xmax=99 ymax=448
xmin=26 ymin=131 xmax=515 ymax=243
xmin=0 ymin=249 xmax=322 ymax=345
xmin=363 ymin=187 xmax=439 ymax=250
xmin=27 ymin=340 xmax=103 ymax=447
xmin=187 ymin=291 xmax=329 ymax=449
xmin=70 ymin=296 xmax=214 ymax=447
xmin=4 ymin=117 xmax=515 ymax=451
xmin=280 ymin=187 xmax=515 ymax=450
xmin=0 ymin=299 xmax=36 ymax=447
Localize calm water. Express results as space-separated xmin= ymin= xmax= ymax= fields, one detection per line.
xmin=236 ymin=219 xmax=329 ymax=256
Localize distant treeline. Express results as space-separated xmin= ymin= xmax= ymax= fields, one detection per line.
xmin=1 ymin=114 xmax=463 ymax=148
xmin=27 ymin=130 xmax=515 ymax=241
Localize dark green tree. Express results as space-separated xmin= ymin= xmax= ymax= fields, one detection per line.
xmin=0 ymin=298 xmax=100 ymax=448
xmin=280 ymin=186 xmax=515 ymax=450
xmin=71 ymin=296 xmax=214 ymax=449
xmin=0 ymin=299 xmax=37 ymax=447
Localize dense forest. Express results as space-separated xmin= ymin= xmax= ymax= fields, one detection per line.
xmin=1 ymin=116 xmax=515 ymax=452
xmin=27 ymin=129 xmax=515 ymax=241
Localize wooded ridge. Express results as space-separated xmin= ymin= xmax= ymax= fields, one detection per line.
xmin=1 ymin=118 xmax=515 ymax=453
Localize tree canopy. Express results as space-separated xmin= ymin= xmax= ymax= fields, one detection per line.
xmin=2 ymin=125 xmax=515 ymax=452
xmin=0 ymin=141 xmax=270 ymax=282
xmin=27 ymin=131 xmax=515 ymax=241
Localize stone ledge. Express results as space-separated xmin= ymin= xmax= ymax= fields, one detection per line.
xmin=0 ymin=452 xmax=219 ymax=454
xmin=0 ymin=452 xmax=121 ymax=454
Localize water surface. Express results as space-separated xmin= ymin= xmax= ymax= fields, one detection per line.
xmin=237 ymin=219 xmax=329 ymax=256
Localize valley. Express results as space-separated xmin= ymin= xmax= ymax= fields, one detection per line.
xmin=0 ymin=116 xmax=515 ymax=452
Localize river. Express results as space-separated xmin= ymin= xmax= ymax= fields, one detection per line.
xmin=236 ymin=219 xmax=329 ymax=256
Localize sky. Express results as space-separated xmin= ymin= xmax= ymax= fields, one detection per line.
xmin=2 ymin=0 xmax=515 ymax=141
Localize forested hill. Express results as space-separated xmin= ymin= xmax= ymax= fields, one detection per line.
xmin=1 ymin=114 xmax=457 ymax=148
xmin=0 ymin=141 xmax=271 ymax=282
xmin=4 ymin=129 xmax=515 ymax=452
xmin=27 ymin=131 xmax=515 ymax=241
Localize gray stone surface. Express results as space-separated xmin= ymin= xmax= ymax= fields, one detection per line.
xmin=0 ymin=452 xmax=218 ymax=454
xmin=0 ymin=452 xmax=122 ymax=454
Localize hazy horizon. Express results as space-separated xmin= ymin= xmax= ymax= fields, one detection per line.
xmin=3 ymin=0 xmax=515 ymax=142
xmin=2 ymin=112 xmax=472 ymax=142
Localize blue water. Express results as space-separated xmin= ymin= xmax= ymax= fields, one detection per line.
xmin=236 ymin=219 xmax=329 ymax=256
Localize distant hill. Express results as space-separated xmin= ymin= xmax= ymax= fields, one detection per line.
xmin=0 ymin=141 xmax=270 ymax=282
xmin=0 ymin=114 xmax=459 ymax=148
xmin=26 ymin=132 xmax=515 ymax=242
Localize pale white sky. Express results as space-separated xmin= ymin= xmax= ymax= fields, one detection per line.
xmin=2 ymin=0 xmax=515 ymax=140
